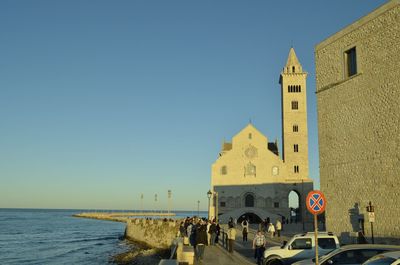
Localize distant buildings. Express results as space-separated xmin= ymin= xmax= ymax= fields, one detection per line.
xmin=316 ymin=0 xmax=400 ymax=243
xmin=209 ymin=48 xmax=313 ymax=224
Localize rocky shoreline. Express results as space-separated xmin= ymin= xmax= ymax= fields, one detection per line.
xmin=111 ymin=238 xmax=170 ymax=265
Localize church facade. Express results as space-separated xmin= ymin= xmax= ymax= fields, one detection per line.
xmin=209 ymin=48 xmax=314 ymax=224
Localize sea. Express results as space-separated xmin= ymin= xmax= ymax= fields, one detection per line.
xmin=0 ymin=208 xmax=207 ymax=265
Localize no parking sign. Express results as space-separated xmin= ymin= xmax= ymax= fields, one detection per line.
xmin=306 ymin=190 xmax=326 ymax=215
xmin=306 ymin=190 xmax=327 ymax=265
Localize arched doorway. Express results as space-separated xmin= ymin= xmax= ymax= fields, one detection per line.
xmin=237 ymin=212 xmax=263 ymax=224
xmin=245 ymin=194 xmax=255 ymax=207
xmin=288 ymin=190 xmax=300 ymax=223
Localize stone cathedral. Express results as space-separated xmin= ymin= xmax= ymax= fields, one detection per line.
xmin=209 ymin=48 xmax=314 ymax=224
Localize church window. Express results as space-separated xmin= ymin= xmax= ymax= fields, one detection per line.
xmin=291 ymin=101 xmax=298 ymax=110
xmin=274 ymin=202 xmax=280 ymax=208
xmin=245 ymin=194 xmax=255 ymax=207
xmin=220 ymin=202 xmax=226 ymax=207
xmin=299 ymin=85 xmax=301 ymax=92
xmin=294 ymin=144 xmax=299 ymax=152
xmin=345 ymin=47 xmax=357 ymax=77
xmin=294 ymin=165 xmax=299 ymax=173
xmin=293 ymin=125 xmax=299 ymax=132
xmin=292 ymin=66 xmax=295 ymax=73
xmin=248 ymin=133 xmax=252 ymax=139
xmin=221 ymin=166 xmax=227 ymax=175
xmin=245 ymin=162 xmax=256 ymax=176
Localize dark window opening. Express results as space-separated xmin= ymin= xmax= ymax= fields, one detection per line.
xmin=220 ymin=202 xmax=226 ymax=207
xmin=245 ymin=194 xmax=255 ymax=207
xmin=345 ymin=47 xmax=357 ymax=77
xmin=294 ymin=144 xmax=299 ymax=152
xmin=292 ymin=101 xmax=298 ymax=110
xmin=293 ymin=125 xmax=299 ymax=132
xmin=274 ymin=202 xmax=279 ymax=208
xmin=294 ymin=165 xmax=299 ymax=173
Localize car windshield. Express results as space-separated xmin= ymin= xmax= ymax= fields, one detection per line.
xmin=364 ymin=256 xmax=396 ymax=265
xmin=312 ymin=250 xmax=336 ymax=262
xmin=319 ymin=248 xmax=343 ymax=261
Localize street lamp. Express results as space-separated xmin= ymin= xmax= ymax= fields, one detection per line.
xmin=207 ymin=190 xmax=212 ymax=220
xmin=168 ymin=190 xmax=172 ymax=215
xmin=140 ymin=194 xmax=144 ymax=214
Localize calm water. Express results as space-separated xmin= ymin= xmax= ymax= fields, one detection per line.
xmin=0 ymin=209 xmax=206 ymax=265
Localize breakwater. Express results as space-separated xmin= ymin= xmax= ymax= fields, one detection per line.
xmin=73 ymin=212 xmax=180 ymax=249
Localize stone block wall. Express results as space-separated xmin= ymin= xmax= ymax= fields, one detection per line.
xmin=315 ymin=0 xmax=400 ymax=244
xmin=125 ymin=218 xmax=179 ymax=249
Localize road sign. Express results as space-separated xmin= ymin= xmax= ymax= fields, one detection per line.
xmin=368 ymin=212 xmax=375 ymax=223
xmin=306 ymin=190 xmax=326 ymax=215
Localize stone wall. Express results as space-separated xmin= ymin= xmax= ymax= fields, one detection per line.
xmin=315 ymin=0 xmax=400 ymax=244
xmin=125 ymin=219 xmax=179 ymax=249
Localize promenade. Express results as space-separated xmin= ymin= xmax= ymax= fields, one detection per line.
xmin=190 ymin=223 xmax=297 ymax=265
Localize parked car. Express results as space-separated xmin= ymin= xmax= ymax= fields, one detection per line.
xmin=262 ymin=232 xmax=340 ymax=265
xmin=362 ymin=250 xmax=400 ymax=265
xmin=292 ymin=244 xmax=400 ymax=265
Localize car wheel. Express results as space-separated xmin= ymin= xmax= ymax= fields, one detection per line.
xmin=267 ymin=259 xmax=283 ymax=265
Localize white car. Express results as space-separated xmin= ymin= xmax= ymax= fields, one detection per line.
xmin=263 ymin=232 xmax=340 ymax=265
xmin=293 ymin=244 xmax=400 ymax=265
xmin=363 ymin=250 xmax=400 ymax=265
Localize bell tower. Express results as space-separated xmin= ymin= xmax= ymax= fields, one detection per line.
xmin=279 ymin=47 xmax=309 ymax=180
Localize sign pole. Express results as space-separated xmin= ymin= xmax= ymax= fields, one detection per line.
xmin=306 ymin=190 xmax=326 ymax=265
xmin=314 ymin=214 xmax=319 ymax=265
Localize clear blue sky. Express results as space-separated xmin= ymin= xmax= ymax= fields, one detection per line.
xmin=0 ymin=0 xmax=386 ymax=210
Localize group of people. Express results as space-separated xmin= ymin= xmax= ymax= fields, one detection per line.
xmin=258 ymin=218 xmax=282 ymax=238
xmin=179 ymin=217 xmax=221 ymax=261
xmin=177 ymin=216 xmax=283 ymax=263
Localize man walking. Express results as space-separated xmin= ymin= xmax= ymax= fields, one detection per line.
xmin=227 ymin=223 xmax=236 ymax=253
xmin=253 ymin=230 xmax=267 ymax=265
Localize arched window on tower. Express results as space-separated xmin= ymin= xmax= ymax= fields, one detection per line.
xmin=292 ymin=66 xmax=296 ymax=73
xmin=245 ymin=194 xmax=255 ymax=207
xmin=292 ymin=101 xmax=299 ymax=110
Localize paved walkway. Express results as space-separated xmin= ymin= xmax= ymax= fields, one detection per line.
xmin=191 ymin=225 xmax=297 ymax=265
xmin=194 ymin=245 xmax=253 ymax=265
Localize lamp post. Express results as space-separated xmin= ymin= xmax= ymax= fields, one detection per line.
xmin=207 ymin=190 xmax=212 ymax=220
xmin=154 ymin=193 xmax=158 ymax=214
xmin=168 ymin=190 xmax=172 ymax=215
xmin=140 ymin=194 xmax=144 ymax=214
xmin=197 ymin=200 xmax=200 ymax=217
xmin=215 ymin=191 xmax=219 ymax=222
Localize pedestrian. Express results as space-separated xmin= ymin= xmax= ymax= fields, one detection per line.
xmin=241 ymin=219 xmax=249 ymax=242
xmin=275 ymin=219 xmax=282 ymax=237
xmin=215 ymin=221 xmax=221 ymax=244
xmin=206 ymin=219 xmax=211 ymax=245
xmin=195 ymin=220 xmax=208 ymax=261
xmin=209 ymin=220 xmax=217 ymax=246
xmin=253 ymin=230 xmax=267 ymax=265
xmin=227 ymin=222 xmax=236 ymax=253
xmin=267 ymin=222 xmax=275 ymax=238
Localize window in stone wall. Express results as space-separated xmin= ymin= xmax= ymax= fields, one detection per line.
xmin=293 ymin=124 xmax=299 ymax=132
xmin=345 ymin=47 xmax=357 ymax=77
xmin=274 ymin=202 xmax=280 ymax=208
xmin=221 ymin=165 xmax=227 ymax=175
xmin=245 ymin=162 xmax=256 ymax=176
xmin=292 ymin=101 xmax=298 ymax=110
xmin=294 ymin=144 xmax=299 ymax=152
xmin=220 ymin=202 xmax=226 ymax=207
xmin=294 ymin=165 xmax=299 ymax=173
